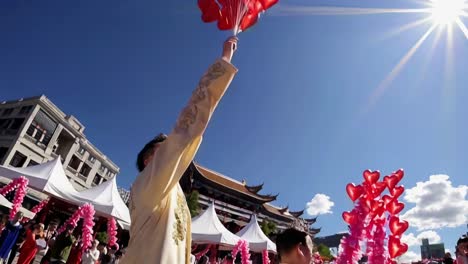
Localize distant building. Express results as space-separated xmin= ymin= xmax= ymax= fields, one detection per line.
xmin=118 ymin=187 xmax=130 ymax=204
xmin=420 ymin=238 xmax=445 ymax=260
xmin=0 ymin=95 xmax=119 ymax=190
xmin=180 ymin=163 xmax=321 ymax=237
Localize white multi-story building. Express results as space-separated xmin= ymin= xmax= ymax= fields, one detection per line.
xmin=0 ymin=95 xmax=119 ymax=190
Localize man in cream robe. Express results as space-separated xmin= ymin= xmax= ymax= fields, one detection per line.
xmin=122 ymin=37 xmax=238 ymax=264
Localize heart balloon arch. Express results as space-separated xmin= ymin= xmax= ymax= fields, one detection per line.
xmin=336 ymin=169 xmax=409 ymax=264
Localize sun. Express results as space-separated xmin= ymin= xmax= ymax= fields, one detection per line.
xmin=430 ymin=0 xmax=466 ymax=26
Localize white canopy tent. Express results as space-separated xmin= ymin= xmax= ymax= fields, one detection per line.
xmin=236 ymin=215 xmax=276 ymax=253
xmin=0 ymin=158 xmax=80 ymax=202
xmin=0 ymin=195 xmax=35 ymax=219
xmin=0 ymin=158 xmax=131 ymax=226
xmin=77 ymin=176 xmax=131 ymax=227
xmin=191 ymin=202 xmax=240 ymax=247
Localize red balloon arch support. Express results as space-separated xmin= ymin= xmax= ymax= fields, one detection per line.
xmin=198 ymin=0 xmax=278 ymax=34
xmin=337 ymin=169 xmax=409 ymax=264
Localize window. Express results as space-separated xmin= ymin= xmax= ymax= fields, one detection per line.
xmin=93 ymin=174 xmax=102 ymax=185
xmin=79 ymin=164 xmax=91 ymax=177
xmin=100 ymin=165 xmax=106 ymax=172
xmin=0 ymin=119 xmax=11 ymax=129
xmin=0 ymin=147 xmax=9 ymax=163
xmin=10 ymin=118 xmax=25 ymax=130
xmin=88 ymin=155 xmax=96 ymax=163
xmin=2 ymin=108 xmax=13 ymax=117
xmin=28 ymin=160 xmax=39 ymax=166
xmin=19 ymin=106 xmax=33 ymax=115
xmin=10 ymin=151 xmax=27 ymax=167
xmin=78 ymin=147 xmax=86 ymax=156
xmin=68 ymin=155 xmax=81 ymax=171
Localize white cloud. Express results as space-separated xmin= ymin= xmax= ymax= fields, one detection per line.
xmin=306 ymin=194 xmax=334 ymax=216
xmin=398 ymin=251 xmax=420 ymax=264
xmin=401 ymin=175 xmax=468 ymax=230
xmin=401 ymin=230 xmax=441 ymax=247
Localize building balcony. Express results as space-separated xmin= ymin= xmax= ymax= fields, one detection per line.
xmin=23 ymin=134 xmax=47 ymax=150
xmin=77 ymin=173 xmax=88 ymax=182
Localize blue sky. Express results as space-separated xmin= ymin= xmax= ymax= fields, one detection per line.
xmin=1 ymin=0 xmax=467 ymax=261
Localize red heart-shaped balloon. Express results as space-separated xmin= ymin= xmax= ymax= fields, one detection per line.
xmin=384 ymin=175 xmax=399 ymax=190
xmin=240 ymin=11 xmax=259 ymax=31
xmin=386 ymin=200 xmax=405 ymax=215
xmin=393 ymin=169 xmax=404 ymax=182
xmin=371 ymin=200 xmax=384 ymax=212
xmin=389 ymin=216 xmax=409 ymax=236
xmin=363 ymin=170 xmax=380 ymax=184
xmin=372 ymin=182 xmax=387 ymax=196
xmin=388 ymin=235 xmax=408 ymax=258
xmin=390 ymin=185 xmax=405 ymax=199
xmin=346 ymin=183 xmax=364 ymax=202
xmin=198 ymin=0 xmax=222 ymax=23
xmin=342 ymin=211 xmax=357 ymax=225
xmin=259 ymin=0 xmax=278 ymax=10
xmin=364 ymin=196 xmax=375 ymax=210
xmin=382 ymin=195 xmax=394 ymax=205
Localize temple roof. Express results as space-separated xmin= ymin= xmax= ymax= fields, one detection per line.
xmin=245 ymin=183 xmax=264 ymax=194
xmin=194 ymin=164 xmax=278 ymax=203
xmin=309 ymin=227 xmax=322 ymax=234
xmin=289 ymin=209 xmax=305 ymax=218
xmin=304 ymin=217 xmax=317 ymax=224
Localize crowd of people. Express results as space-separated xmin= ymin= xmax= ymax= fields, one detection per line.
xmin=0 ymin=212 xmax=125 ymax=264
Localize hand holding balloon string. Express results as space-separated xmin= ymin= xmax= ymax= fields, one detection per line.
xmin=222 ymin=36 xmax=238 ymax=63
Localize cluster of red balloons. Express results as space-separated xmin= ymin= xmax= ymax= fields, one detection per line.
xmin=198 ymin=0 xmax=278 ymax=32
xmin=343 ymin=169 xmax=409 ymax=260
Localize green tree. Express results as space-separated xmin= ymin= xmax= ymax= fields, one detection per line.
xmin=186 ymin=190 xmax=200 ymax=217
xmin=317 ymin=243 xmax=333 ymax=259
xmin=260 ymin=219 xmax=277 ymax=237
xmin=96 ymin=232 xmax=108 ymax=244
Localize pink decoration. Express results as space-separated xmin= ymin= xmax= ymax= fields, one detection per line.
xmin=366 ymin=216 xmax=388 ymax=264
xmin=57 ymin=203 xmax=96 ymax=253
xmin=232 ymin=240 xmax=250 ymax=264
xmin=21 ymin=199 xmax=49 ymax=223
xmin=195 ymin=245 xmax=211 ymax=260
xmin=313 ymin=252 xmax=323 ymax=264
xmin=336 ymin=201 xmax=368 ymax=264
xmin=262 ymin=250 xmax=270 ymax=264
xmin=81 ymin=204 xmax=95 ymax=253
xmin=338 ymin=169 xmax=409 ymax=264
xmin=8 ymin=177 xmax=29 ymax=220
xmin=107 ymin=217 xmax=119 ymax=249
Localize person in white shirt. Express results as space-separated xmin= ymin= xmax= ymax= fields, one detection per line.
xmin=81 ymin=240 xmax=100 ymax=264
xmin=122 ymin=37 xmax=238 ymax=264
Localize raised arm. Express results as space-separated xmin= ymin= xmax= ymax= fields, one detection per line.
xmin=134 ymin=37 xmax=238 ymax=206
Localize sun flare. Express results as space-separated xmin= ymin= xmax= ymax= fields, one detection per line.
xmin=430 ymin=0 xmax=466 ymax=26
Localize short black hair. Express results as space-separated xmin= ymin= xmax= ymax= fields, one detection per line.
xmin=136 ymin=133 xmax=168 ymax=172
xmin=276 ymin=228 xmax=308 ymax=261
xmin=457 ymin=235 xmax=468 ymax=246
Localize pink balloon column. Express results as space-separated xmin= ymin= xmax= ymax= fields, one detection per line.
xmin=194 ymin=245 xmax=211 ymax=260
xmin=336 ymin=201 xmax=368 ymax=264
xmin=338 ymin=169 xmax=409 ymax=264
xmin=232 ymin=240 xmax=250 ymax=264
xmin=57 ymin=203 xmax=96 ymax=253
xmin=0 ymin=180 xmax=16 ymax=196
xmin=107 ymin=217 xmax=118 ymax=249
xmin=313 ymin=252 xmax=324 ymax=264
xmin=9 ymin=176 xmax=29 ymax=220
xmin=21 ymin=199 xmax=49 ymax=223
xmin=81 ymin=204 xmax=95 ymax=253
xmin=262 ymin=250 xmax=270 ymax=264
xmin=58 ymin=206 xmax=84 ymax=234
